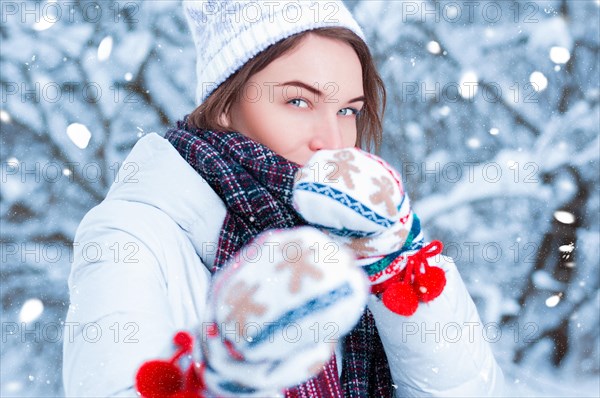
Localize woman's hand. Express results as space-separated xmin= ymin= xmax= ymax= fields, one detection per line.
xmin=201 ymin=226 xmax=369 ymax=396
xmin=292 ymin=148 xmax=446 ymax=316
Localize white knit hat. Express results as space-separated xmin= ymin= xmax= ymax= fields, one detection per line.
xmin=182 ymin=0 xmax=366 ymax=105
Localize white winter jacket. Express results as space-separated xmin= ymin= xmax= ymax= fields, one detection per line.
xmin=63 ymin=132 xmax=505 ymax=397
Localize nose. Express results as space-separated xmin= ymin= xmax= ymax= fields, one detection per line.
xmin=308 ymin=115 xmax=344 ymax=151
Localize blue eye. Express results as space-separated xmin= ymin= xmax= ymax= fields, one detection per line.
xmin=288 ymin=99 xmax=361 ymax=116
xmin=339 ymin=107 xmax=361 ymax=116
xmin=288 ymin=98 xmax=309 ymax=108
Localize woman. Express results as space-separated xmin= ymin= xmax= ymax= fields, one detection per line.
xmin=63 ymin=1 xmax=505 ymax=397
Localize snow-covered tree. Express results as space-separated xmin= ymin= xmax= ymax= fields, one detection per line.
xmin=1 ymin=1 xmax=598 ymax=396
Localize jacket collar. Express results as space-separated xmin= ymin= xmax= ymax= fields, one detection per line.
xmin=104 ymin=132 xmax=226 ymax=270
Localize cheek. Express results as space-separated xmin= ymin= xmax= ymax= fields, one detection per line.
xmin=241 ymin=103 xmax=292 ymax=148
xmin=239 ymin=101 xmax=270 ymax=133
xmin=342 ymin=122 xmax=359 ymax=146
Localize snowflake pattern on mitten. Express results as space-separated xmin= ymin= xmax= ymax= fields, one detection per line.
xmin=293 ymin=148 xmax=447 ymax=316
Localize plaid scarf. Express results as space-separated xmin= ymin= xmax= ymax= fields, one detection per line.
xmin=165 ymin=116 xmax=394 ymax=398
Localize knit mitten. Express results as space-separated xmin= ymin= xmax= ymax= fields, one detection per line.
xmin=292 ymin=148 xmax=446 ymax=316
xmin=201 ymin=226 xmax=369 ymax=396
xmin=134 ymin=226 xmax=368 ymax=397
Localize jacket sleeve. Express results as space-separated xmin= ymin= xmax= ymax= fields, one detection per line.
xmin=62 ymin=200 xmax=211 ymax=397
xmin=368 ymin=255 xmax=506 ymax=397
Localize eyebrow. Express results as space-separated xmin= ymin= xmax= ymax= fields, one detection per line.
xmin=276 ymin=80 xmax=366 ymax=104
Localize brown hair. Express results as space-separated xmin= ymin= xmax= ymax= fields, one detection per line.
xmin=187 ymin=27 xmax=386 ymax=152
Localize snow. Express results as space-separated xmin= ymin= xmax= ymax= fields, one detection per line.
xmin=97 ymin=36 xmax=114 ymax=62
xmin=18 ymin=299 xmax=45 ymax=323
xmin=426 ymin=41 xmax=442 ymax=55
xmin=1 ymin=0 xmax=598 ymax=397
xmin=549 ymin=46 xmax=571 ymax=64
xmin=66 ymin=123 xmax=92 ymax=149
xmin=529 ymin=71 xmax=548 ymax=92
xmin=0 ymin=109 xmax=12 ymax=123
xmin=459 ymin=71 xmax=479 ymax=99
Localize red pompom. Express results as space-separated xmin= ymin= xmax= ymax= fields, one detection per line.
xmin=185 ymin=362 xmax=206 ymax=394
xmin=415 ymin=266 xmax=446 ymax=302
xmin=382 ymin=282 xmax=419 ymax=316
xmin=135 ymin=360 xmax=184 ymax=398
xmin=174 ymin=331 xmax=194 ymax=352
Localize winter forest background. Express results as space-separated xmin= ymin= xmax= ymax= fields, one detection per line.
xmin=1 ymin=0 xmax=598 ymax=396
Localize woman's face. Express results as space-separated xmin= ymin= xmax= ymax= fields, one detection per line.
xmin=221 ymin=34 xmax=364 ymax=165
